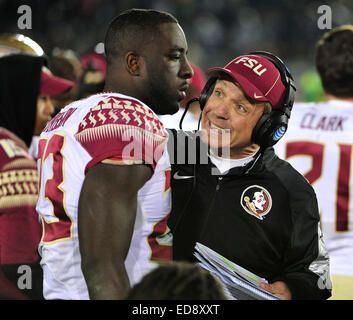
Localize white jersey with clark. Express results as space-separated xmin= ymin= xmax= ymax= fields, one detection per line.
xmin=274 ymin=100 xmax=353 ymax=277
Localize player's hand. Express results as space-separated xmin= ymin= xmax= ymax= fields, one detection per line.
xmin=260 ymin=281 xmax=292 ymax=300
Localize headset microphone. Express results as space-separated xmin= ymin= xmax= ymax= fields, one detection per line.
xmin=179 ymin=97 xmax=199 ymax=130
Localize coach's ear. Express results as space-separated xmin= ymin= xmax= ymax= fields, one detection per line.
xmin=125 ymin=51 xmax=143 ymax=76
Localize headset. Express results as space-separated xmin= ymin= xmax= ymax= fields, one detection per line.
xmin=196 ymin=51 xmax=296 ymax=148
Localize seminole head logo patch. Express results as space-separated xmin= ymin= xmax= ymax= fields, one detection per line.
xmin=240 ymin=185 xmax=272 ymax=220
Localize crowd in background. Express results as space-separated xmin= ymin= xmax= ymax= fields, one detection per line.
xmin=1 ymin=1 xmax=353 ymax=301
xmin=0 ymin=0 xmax=352 ymax=101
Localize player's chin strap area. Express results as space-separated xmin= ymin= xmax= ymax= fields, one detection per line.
xmin=179 ymin=97 xmax=200 ymax=130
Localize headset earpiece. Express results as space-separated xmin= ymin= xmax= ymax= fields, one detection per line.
xmin=248 ymin=51 xmax=296 ymax=148
xmin=252 ymin=110 xmax=289 ymax=147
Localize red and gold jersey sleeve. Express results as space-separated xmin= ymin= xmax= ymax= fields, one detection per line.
xmin=0 ymin=128 xmax=42 ymax=265
xmin=0 ymin=128 xmax=38 ymax=212
xmin=74 ymin=96 xmax=168 ymax=173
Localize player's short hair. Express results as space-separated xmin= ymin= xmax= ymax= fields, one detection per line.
xmin=104 ymin=8 xmax=178 ymax=64
xmin=126 ymin=261 xmax=227 ymax=300
xmin=315 ymin=25 xmax=353 ymax=97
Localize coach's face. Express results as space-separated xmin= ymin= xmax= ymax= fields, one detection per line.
xmin=142 ymin=23 xmax=193 ymax=115
xmin=201 ymin=78 xmax=265 ymax=158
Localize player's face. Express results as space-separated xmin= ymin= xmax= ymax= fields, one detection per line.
xmin=201 ymin=79 xmax=265 ymax=158
xmin=142 ymin=23 xmax=193 ymax=115
xmin=34 ymin=95 xmax=54 ymax=135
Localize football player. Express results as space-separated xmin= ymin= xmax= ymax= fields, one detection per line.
xmin=274 ymin=25 xmax=353 ymax=299
xmin=36 ymin=9 xmax=192 ymax=299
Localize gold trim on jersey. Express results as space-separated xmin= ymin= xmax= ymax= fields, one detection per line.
xmin=0 ymin=193 xmax=37 ymax=209
xmin=101 ymin=159 xmax=144 ymax=166
xmin=0 ymin=138 xmax=28 ymax=158
xmin=0 ymin=168 xmax=39 ymax=202
xmin=0 ymin=169 xmax=38 ymax=183
xmin=162 ymin=168 xmax=171 ymax=197
xmin=2 ymin=158 xmax=37 ymax=171
xmin=155 ymin=226 xmax=172 ymax=247
xmin=1 ymin=181 xmax=37 ymax=195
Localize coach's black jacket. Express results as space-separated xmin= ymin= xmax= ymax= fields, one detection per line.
xmin=167 ymin=130 xmax=331 ymax=300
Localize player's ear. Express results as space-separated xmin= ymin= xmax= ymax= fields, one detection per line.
xmin=125 ymin=51 xmax=143 ymax=76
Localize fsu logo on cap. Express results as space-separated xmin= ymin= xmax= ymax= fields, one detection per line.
xmin=240 ymin=185 xmax=272 ymax=220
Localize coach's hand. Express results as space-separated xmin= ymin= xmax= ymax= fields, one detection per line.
xmin=260 ymin=281 xmax=292 ymax=300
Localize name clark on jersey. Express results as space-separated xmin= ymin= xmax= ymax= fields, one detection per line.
xmin=300 ymin=113 xmax=347 ymax=131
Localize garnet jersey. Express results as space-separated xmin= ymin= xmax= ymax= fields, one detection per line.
xmin=0 ymin=128 xmax=42 ymax=299
xmin=36 ymin=93 xmax=172 ymax=300
xmin=274 ymin=100 xmax=353 ymax=278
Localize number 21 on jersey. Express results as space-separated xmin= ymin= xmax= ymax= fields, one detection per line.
xmin=286 ymin=141 xmax=352 ymax=232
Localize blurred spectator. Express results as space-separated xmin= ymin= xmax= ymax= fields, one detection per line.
xmin=160 ymin=62 xmax=206 ymax=130
xmin=28 ymin=67 xmax=75 ymax=159
xmin=78 ymin=52 xmax=106 ymax=98
xmin=0 ymin=33 xmax=44 ymax=57
xmin=274 ymin=25 xmax=353 ymax=299
xmin=0 ymin=33 xmax=74 ymax=299
xmin=0 ymin=33 xmax=75 ymax=160
xmin=0 ymin=53 xmax=45 ymax=300
xmin=49 ymin=48 xmax=82 ymax=113
xmin=1 ymin=0 xmax=353 ymax=87
xmin=126 ymin=261 xmax=228 ymax=300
